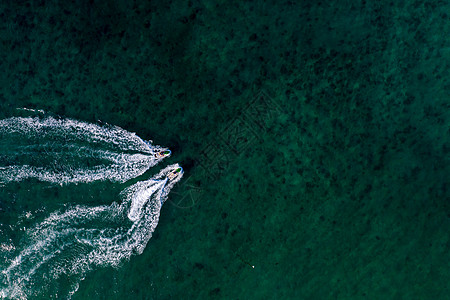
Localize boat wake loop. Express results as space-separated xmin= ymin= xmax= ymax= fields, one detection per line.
xmin=0 ymin=116 xmax=183 ymax=299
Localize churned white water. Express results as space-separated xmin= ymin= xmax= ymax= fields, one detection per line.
xmin=0 ymin=115 xmax=183 ymax=299
xmin=0 ymin=116 xmax=170 ymax=184
xmin=0 ymin=164 xmax=183 ymax=299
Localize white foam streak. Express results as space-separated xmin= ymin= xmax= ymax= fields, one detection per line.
xmin=0 ymin=117 xmax=170 ymax=184
xmin=0 ymin=164 xmax=183 ymax=299
xmin=0 ymin=153 xmax=154 ymax=184
xmin=0 ymin=117 xmax=150 ymax=153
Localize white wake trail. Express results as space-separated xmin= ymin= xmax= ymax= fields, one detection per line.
xmin=0 ymin=164 xmax=184 ymax=299
xmin=0 ymin=116 xmax=171 ymax=184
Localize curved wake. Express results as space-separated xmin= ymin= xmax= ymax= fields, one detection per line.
xmin=0 ymin=116 xmax=170 ymax=184
xmin=0 ymin=164 xmax=184 ymax=299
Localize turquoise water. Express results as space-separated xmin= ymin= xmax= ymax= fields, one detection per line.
xmin=1 ymin=0 xmax=449 ymax=299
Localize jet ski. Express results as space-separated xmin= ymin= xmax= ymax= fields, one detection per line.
xmin=167 ymin=167 xmax=183 ymax=181
xmin=154 ymin=150 xmax=171 ymax=159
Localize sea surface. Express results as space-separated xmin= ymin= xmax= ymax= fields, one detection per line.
xmin=0 ymin=0 xmax=449 ymax=299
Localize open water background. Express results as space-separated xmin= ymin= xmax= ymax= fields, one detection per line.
xmin=0 ymin=0 xmax=449 ymax=299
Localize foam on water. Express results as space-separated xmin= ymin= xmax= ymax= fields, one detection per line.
xmin=0 ymin=164 xmax=183 ymax=299
xmin=0 ymin=116 xmax=170 ymax=184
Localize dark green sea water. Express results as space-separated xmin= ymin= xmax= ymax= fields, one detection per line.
xmin=0 ymin=0 xmax=449 ymax=299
